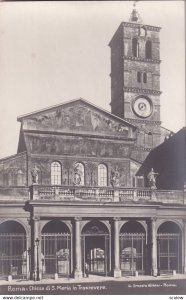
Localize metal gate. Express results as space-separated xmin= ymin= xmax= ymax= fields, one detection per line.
xmin=41 ymin=233 xmax=71 ymax=278
xmin=81 ymin=233 xmax=110 ymax=276
xmin=120 ymin=233 xmax=146 ymax=275
xmin=157 ymin=233 xmax=181 ymax=274
xmin=0 ymin=233 xmax=27 ymax=279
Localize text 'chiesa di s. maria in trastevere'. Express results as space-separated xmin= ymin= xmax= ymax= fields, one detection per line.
xmin=0 ymin=7 xmax=185 ymax=281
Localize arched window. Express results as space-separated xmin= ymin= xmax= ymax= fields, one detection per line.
xmin=137 ymin=72 xmax=141 ymax=83
xmin=17 ymin=169 xmax=24 ymax=186
xmin=98 ymin=164 xmax=107 ymax=186
xmin=51 ymin=161 xmax=61 ymax=185
xmin=140 ymin=26 xmax=146 ymax=37
xmin=132 ymin=38 xmax=139 ymax=57
xmin=143 ymin=73 xmax=147 ymax=83
xmin=145 ymin=40 xmax=152 ymax=59
xmin=74 ymin=162 xmax=85 ymax=185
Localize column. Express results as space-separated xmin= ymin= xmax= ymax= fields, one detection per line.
xmin=183 ymin=219 xmax=186 ymax=274
xmin=151 ymin=218 xmax=158 ymax=276
xmin=146 ymin=220 xmax=151 ymax=275
xmin=74 ymin=217 xmax=83 ymax=278
xmin=26 ymin=234 xmax=31 ymax=280
xmin=113 ymin=217 xmax=121 ymax=277
xmin=33 ymin=216 xmax=42 ymax=280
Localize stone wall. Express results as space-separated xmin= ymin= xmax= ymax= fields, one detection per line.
xmin=0 ymin=152 xmax=27 ymax=186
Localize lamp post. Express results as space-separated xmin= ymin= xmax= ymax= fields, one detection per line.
xmin=35 ymin=238 xmax=40 ymax=281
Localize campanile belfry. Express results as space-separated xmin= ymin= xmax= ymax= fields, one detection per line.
xmin=109 ymin=4 xmax=162 ymax=150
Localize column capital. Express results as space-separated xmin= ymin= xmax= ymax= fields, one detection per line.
xmin=33 ymin=216 xmax=40 ymax=222
xmin=74 ymin=217 xmax=82 ymax=222
xmin=113 ymin=217 xmax=121 ymax=222
xmin=150 ymin=217 xmax=157 ymax=223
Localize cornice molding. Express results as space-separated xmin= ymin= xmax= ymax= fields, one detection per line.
xmin=133 ymin=145 xmax=152 ymax=151
xmin=125 ymin=118 xmax=161 ymax=125
xmin=122 ymin=22 xmax=161 ymax=32
xmin=124 ymin=55 xmax=161 ymax=64
xmin=23 ymin=129 xmax=136 ymax=142
xmin=123 ymin=87 xmax=161 ymax=95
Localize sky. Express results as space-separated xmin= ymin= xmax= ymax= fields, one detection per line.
xmin=0 ymin=1 xmax=185 ymax=159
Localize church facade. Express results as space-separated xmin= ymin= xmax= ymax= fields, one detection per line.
xmin=0 ymin=8 xmax=185 ymax=281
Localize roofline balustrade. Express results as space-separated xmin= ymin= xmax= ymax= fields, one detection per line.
xmin=0 ymin=185 xmax=184 ymax=205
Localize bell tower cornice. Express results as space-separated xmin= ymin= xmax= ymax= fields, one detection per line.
xmin=124 ymin=55 xmax=161 ymax=64
xmin=122 ymin=22 xmax=161 ymax=32
xmin=123 ymin=87 xmax=162 ymax=96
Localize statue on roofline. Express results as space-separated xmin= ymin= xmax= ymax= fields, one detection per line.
xmin=31 ymin=166 xmax=39 ymax=184
xmin=147 ymin=168 xmax=159 ymax=189
xmin=74 ymin=163 xmax=82 ymax=185
xmin=110 ymin=168 xmax=120 ymax=187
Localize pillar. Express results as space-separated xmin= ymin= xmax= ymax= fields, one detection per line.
xmin=74 ymin=217 xmax=83 ymax=278
xmin=151 ymin=218 xmax=158 ymax=276
xmin=113 ymin=217 xmax=121 ymax=277
xmin=184 ymin=219 xmax=186 ymax=274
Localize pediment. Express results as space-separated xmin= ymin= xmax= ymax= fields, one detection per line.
xmin=18 ymin=98 xmax=136 ymax=137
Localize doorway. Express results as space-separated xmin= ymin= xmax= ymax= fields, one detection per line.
xmin=157 ymin=221 xmax=182 ymax=274
xmin=120 ymin=221 xmax=146 ymax=275
xmin=81 ymin=221 xmax=110 ymax=276
xmin=41 ymin=220 xmax=71 ymax=278
xmin=0 ymin=221 xmax=27 ymax=280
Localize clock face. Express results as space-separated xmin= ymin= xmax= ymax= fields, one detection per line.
xmin=132 ymin=97 xmax=152 ymax=118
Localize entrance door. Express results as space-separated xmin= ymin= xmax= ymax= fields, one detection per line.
xmin=81 ymin=222 xmax=110 ymax=276
xmin=89 ymin=247 xmax=105 ymax=273
xmin=120 ymin=247 xmax=136 ymax=273
xmin=82 ymin=235 xmax=109 ymax=275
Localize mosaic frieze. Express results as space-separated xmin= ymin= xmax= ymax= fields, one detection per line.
xmin=25 ymin=134 xmax=131 ymax=158
xmin=22 ymin=103 xmax=130 ymax=137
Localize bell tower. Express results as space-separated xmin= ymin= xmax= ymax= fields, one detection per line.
xmin=109 ymin=4 xmax=162 ymax=149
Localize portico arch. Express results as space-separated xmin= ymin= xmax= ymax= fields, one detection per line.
xmin=120 ymin=221 xmax=146 ymax=275
xmin=157 ymin=221 xmax=182 ymax=274
xmin=0 ymin=220 xmax=27 ymax=279
xmin=81 ymin=220 xmax=110 ymax=276
xmin=41 ymin=220 xmax=71 ymax=278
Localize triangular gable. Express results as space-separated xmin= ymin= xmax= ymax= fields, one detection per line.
xmin=17 ymin=98 xmax=136 ymax=138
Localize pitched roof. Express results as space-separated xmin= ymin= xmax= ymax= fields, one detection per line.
xmin=137 ymin=127 xmax=186 ymax=190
